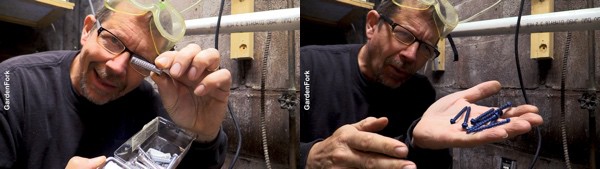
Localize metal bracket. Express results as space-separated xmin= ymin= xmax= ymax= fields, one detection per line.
xmin=278 ymin=92 xmax=297 ymax=111
xmin=578 ymin=91 xmax=598 ymax=110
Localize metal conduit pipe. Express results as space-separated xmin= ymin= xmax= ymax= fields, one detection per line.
xmin=185 ymin=8 xmax=300 ymax=35
xmin=587 ymin=30 xmax=597 ymax=169
xmin=287 ymin=23 xmax=298 ymax=169
xmin=285 ymin=1 xmax=298 ymax=169
xmin=451 ymin=7 xmax=600 ymax=37
xmin=287 ymin=2 xmax=298 ymax=169
xmin=587 ymin=2 xmax=597 ymax=169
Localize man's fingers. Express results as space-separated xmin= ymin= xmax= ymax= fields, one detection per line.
xmin=460 ymin=116 xmax=538 ymax=147
xmin=155 ymin=51 xmax=176 ymax=69
xmin=503 ymin=118 xmax=534 ymax=137
xmin=150 ymin=72 xmax=181 ymax=111
xmin=169 ymin=44 xmax=201 ymax=78
xmin=517 ymin=113 xmax=544 ymax=127
xmin=502 ymin=105 xmax=539 ymax=117
xmin=194 ymin=69 xmax=231 ymax=101
xmin=190 ymin=48 xmax=220 ymax=81
xmin=155 ymin=47 xmax=221 ymax=87
xmin=343 ymin=150 xmax=416 ymax=169
xmin=344 ymin=130 xmax=409 ymax=158
xmin=346 ymin=117 xmax=406 ymax=158
xmin=461 ymin=81 xmax=502 ymax=103
xmin=501 ymin=105 xmax=543 ymax=127
xmin=471 ymin=118 xmax=530 ymax=141
xmin=351 ymin=117 xmax=389 ymax=132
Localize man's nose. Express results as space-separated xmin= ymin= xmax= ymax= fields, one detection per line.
xmin=399 ymin=42 xmax=419 ymax=62
xmin=105 ymin=52 xmax=130 ymax=76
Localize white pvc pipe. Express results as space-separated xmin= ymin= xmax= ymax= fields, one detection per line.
xmin=451 ymin=7 xmax=600 ymax=37
xmin=185 ymin=8 xmax=300 ymax=35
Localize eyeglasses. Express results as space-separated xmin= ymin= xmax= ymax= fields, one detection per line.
xmin=379 ymin=14 xmax=440 ymax=60
xmin=96 ymin=26 xmax=154 ymax=76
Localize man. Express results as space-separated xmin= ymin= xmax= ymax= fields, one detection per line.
xmin=0 ymin=2 xmax=230 ymax=169
xmin=300 ymin=0 xmax=543 ymax=168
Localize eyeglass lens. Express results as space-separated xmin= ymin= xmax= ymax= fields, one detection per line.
xmin=97 ymin=28 xmax=153 ymax=76
xmin=391 ymin=25 xmax=436 ymax=59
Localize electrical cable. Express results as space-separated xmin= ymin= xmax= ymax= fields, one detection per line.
xmin=513 ymin=0 xmax=542 ymax=168
xmin=260 ymin=31 xmax=274 ymax=169
xmin=227 ymin=101 xmax=242 ymax=169
xmin=446 ymin=34 xmax=458 ymax=61
xmin=560 ymin=32 xmax=574 ymax=169
xmin=211 ymin=0 xmax=242 ymax=167
xmin=215 ymin=0 xmax=226 ymax=49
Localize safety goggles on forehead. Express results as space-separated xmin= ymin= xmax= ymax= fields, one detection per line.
xmin=104 ymin=0 xmax=201 ymax=54
xmin=391 ymin=0 xmax=458 ymax=39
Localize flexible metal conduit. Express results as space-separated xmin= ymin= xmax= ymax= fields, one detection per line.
xmin=452 ymin=7 xmax=600 ymax=37
xmin=185 ymin=8 xmax=300 ymax=35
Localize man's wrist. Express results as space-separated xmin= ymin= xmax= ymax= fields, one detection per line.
xmin=194 ymin=126 xmax=222 ymax=143
xmin=306 ymin=141 xmax=322 ymax=168
xmin=405 ymin=118 xmax=423 ymax=149
xmin=300 ymin=139 xmax=323 ymax=169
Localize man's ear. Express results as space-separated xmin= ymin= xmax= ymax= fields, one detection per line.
xmin=81 ymin=15 xmax=97 ymax=46
xmin=365 ymin=10 xmax=380 ymax=40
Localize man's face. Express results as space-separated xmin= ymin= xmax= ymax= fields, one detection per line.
xmin=364 ymin=10 xmax=438 ymax=88
xmin=74 ymin=12 xmax=159 ymax=105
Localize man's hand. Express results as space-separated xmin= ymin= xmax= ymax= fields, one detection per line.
xmin=307 ymin=117 xmax=417 ymax=169
xmin=152 ymin=44 xmax=231 ymax=143
xmin=66 ymin=156 xmax=106 ymax=169
xmin=413 ymin=81 xmax=544 ymax=149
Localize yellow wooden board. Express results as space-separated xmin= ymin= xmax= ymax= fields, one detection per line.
xmin=230 ymin=0 xmax=254 ymax=59
xmin=530 ymin=0 xmax=554 ymax=59
xmin=0 ymin=0 xmax=74 ymax=28
xmin=335 ymin=0 xmax=374 ymax=9
xmin=432 ymin=39 xmax=445 ymax=71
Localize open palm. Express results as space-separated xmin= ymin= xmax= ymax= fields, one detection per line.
xmin=412 ymin=81 xmax=543 ymax=149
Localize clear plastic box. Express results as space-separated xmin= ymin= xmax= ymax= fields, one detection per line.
xmin=99 ymin=117 xmax=196 ymax=169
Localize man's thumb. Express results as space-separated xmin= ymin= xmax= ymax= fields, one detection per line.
xmin=66 ymin=156 xmax=106 ymax=169
xmin=89 ymin=156 xmax=107 ymax=166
